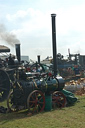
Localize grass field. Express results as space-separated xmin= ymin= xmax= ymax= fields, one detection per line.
xmin=0 ymin=95 xmax=85 ymax=128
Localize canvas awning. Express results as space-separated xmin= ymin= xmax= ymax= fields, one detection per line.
xmin=0 ymin=45 xmax=10 ymax=52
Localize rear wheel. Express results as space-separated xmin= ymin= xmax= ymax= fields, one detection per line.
xmin=7 ymin=90 xmax=18 ymax=112
xmin=52 ymin=91 xmax=66 ymax=108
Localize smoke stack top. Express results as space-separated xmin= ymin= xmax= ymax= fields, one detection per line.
xmin=37 ymin=55 xmax=40 ymax=64
xmin=51 ymin=14 xmax=56 ymax=17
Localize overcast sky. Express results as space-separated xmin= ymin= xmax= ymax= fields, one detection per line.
xmin=0 ymin=0 xmax=85 ymax=61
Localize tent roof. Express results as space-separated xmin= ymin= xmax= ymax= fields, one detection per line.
xmin=0 ymin=45 xmax=10 ymax=52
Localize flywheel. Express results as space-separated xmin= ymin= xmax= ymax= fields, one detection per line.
xmin=0 ymin=69 xmax=10 ymax=102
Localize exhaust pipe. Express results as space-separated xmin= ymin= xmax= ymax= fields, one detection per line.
xmin=15 ymin=44 xmax=21 ymax=63
xmin=37 ymin=55 xmax=40 ymax=64
xmin=51 ymin=14 xmax=57 ymax=77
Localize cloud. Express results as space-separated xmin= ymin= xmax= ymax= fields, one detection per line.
xmin=6 ymin=4 xmax=85 ymax=36
xmin=6 ymin=8 xmax=51 ymax=36
xmin=6 ymin=9 xmax=31 ymax=21
xmin=4 ymin=3 xmax=85 ymax=60
xmin=55 ymin=4 xmax=85 ymax=36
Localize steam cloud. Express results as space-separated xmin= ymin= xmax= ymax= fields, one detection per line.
xmin=0 ymin=24 xmax=20 ymax=46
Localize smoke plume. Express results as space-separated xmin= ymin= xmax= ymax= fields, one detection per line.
xmin=0 ymin=24 xmax=20 ymax=46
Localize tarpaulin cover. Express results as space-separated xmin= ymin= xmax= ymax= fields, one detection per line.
xmin=61 ymin=89 xmax=77 ymax=106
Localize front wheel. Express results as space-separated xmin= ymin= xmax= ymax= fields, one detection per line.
xmin=27 ymin=90 xmax=45 ymax=114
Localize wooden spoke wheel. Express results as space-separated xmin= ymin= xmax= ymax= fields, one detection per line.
xmin=52 ymin=91 xmax=66 ymax=108
xmin=0 ymin=69 xmax=10 ymax=102
xmin=27 ymin=90 xmax=45 ymax=114
xmin=7 ymin=91 xmax=18 ymax=112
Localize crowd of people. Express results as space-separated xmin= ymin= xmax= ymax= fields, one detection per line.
xmin=59 ymin=65 xmax=85 ymax=79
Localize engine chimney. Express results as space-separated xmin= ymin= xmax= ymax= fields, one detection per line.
xmin=15 ymin=44 xmax=21 ymax=62
xmin=51 ymin=14 xmax=57 ymax=77
xmin=37 ymin=55 xmax=40 ymax=64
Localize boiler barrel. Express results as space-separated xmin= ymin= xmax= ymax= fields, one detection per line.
xmin=34 ymin=76 xmax=65 ymax=93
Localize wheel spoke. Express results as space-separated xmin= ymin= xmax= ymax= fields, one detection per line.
xmin=36 ymin=106 xmax=38 ymax=113
xmin=52 ymin=91 xmax=66 ymax=108
xmin=34 ymin=92 xmax=38 ymax=100
xmin=33 ymin=104 xmax=37 ymax=112
xmin=38 ymin=101 xmax=44 ymax=104
xmin=31 ymin=95 xmax=35 ymax=101
xmin=38 ymin=104 xmax=42 ymax=109
xmin=38 ymin=96 xmax=43 ymax=101
xmin=0 ymin=92 xmax=3 ymax=95
xmin=27 ymin=90 xmax=45 ymax=114
xmin=30 ymin=103 xmax=34 ymax=108
xmin=29 ymin=100 xmax=36 ymax=104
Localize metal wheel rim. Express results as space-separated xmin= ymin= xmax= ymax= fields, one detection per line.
xmin=52 ymin=91 xmax=66 ymax=108
xmin=7 ymin=90 xmax=18 ymax=112
xmin=27 ymin=90 xmax=45 ymax=114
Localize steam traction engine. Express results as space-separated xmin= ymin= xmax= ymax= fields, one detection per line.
xmin=0 ymin=14 xmax=66 ymax=114
xmin=0 ymin=67 xmax=66 ymax=113
xmin=0 ymin=46 xmax=66 ymax=113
